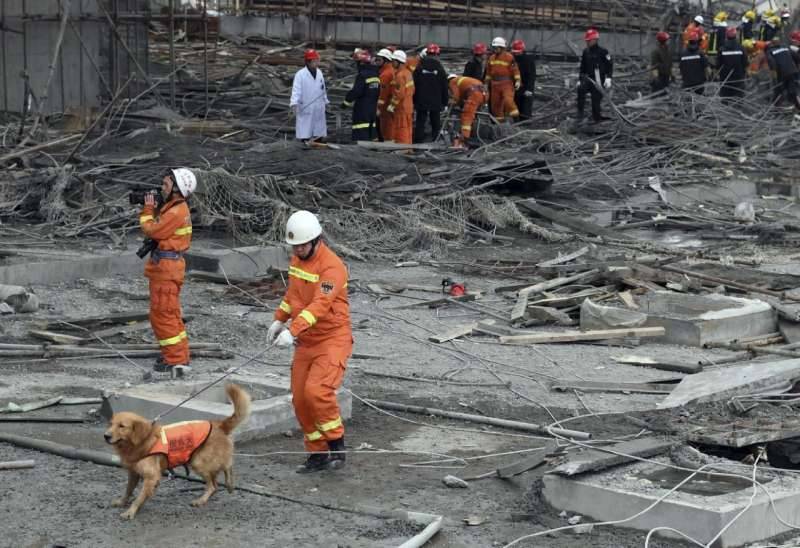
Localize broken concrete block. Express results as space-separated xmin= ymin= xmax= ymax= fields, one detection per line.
xmin=442 ymin=475 xmax=469 ymax=488
xmin=567 ymin=515 xmax=582 ymax=525
xmin=580 ymin=298 xmax=647 ymax=330
xmin=638 ymin=291 xmax=776 ymax=347
xmin=523 ymin=306 xmax=575 ymax=326
xmin=0 ymin=284 xmax=39 ymax=313
xmin=659 ymin=358 xmax=800 ymax=408
xmin=0 ymin=302 xmax=13 ymax=315
xmin=185 ymin=245 xmax=287 ymax=279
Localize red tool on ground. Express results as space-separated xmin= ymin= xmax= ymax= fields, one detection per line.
xmin=442 ymin=278 xmax=466 ymax=296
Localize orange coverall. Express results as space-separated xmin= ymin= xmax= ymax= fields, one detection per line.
xmin=449 ymin=76 xmax=487 ymax=138
xmin=274 ymin=241 xmax=352 ymax=452
xmin=389 ymin=65 xmax=415 ymax=145
xmin=485 ymin=51 xmax=520 ymax=121
xmin=377 ymin=63 xmax=395 ymax=141
xmin=140 ymin=197 xmax=192 ymax=366
xmin=682 ymin=23 xmax=709 ymax=51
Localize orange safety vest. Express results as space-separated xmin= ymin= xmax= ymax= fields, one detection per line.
xmin=449 ymin=75 xmax=486 ymax=105
xmin=274 ymin=241 xmax=352 ymax=346
xmin=140 ymin=197 xmax=192 ymax=281
xmin=377 ymin=64 xmax=395 ymax=115
xmin=389 ymin=66 xmax=415 ymax=114
xmin=147 ymin=420 xmax=212 ymax=469
xmin=485 ymin=51 xmax=521 ymax=84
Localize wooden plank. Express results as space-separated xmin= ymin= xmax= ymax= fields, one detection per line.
xmin=612 ymin=355 xmax=702 ymax=374
xmin=536 ymin=246 xmax=590 ymax=267
xmin=618 ymin=291 xmax=639 ymax=310
xmin=45 ymin=311 xmax=150 ymax=330
xmin=389 ymin=293 xmax=478 ymax=310
xmin=28 ymin=330 xmax=85 ymax=345
xmin=551 ymin=437 xmax=674 ymax=476
xmin=550 ymin=379 xmax=680 ymax=395
xmin=510 ymin=292 xmax=528 ymax=323
xmin=497 ymin=443 xmax=556 ymax=479
xmin=517 ymin=269 xmax=601 ymax=298
xmin=518 ymin=199 xmax=630 ymax=241
xmin=428 ymin=323 xmax=477 ymax=344
xmin=500 ymin=327 xmax=665 ymax=345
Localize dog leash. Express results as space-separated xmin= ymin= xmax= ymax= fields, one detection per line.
xmin=151 ymin=342 xmax=277 ymax=424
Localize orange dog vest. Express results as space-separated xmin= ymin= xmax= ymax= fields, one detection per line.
xmin=147 ymin=420 xmax=212 ymax=469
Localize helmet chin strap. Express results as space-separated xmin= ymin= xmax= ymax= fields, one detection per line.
xmin=297 ymin=237 xmax=321 ymax=260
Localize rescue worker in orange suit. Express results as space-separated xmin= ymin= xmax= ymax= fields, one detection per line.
xmin=510 ymin=39 xmax=536 ymax=120
xmin=577 ymin=28 xmax=613 ymax=122
xmin=343 ymin=49 xmax=380 ymax=141
xmin=413 ymin=43 xmax=449 ymax=143
xmin=464 ymin=42 xmax=487 ymax=80
xmin=484 ymin=36 xmax=521 ymax=121
xmin=267 ymin=210 xmax=352 ymax=473
xmin=387 ymin=50 xmax=415 ymax=145
xmin=447 ymin=73 xmax=487 ymax=149
xmin=375 ymin=48 xmax=395 ymax=142
xmin=682 ymin=15 xmax=708 ymax=51
xmin=139 ymin=168 xmax=196 ymax=379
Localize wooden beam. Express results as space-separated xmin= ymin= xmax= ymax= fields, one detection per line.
xmin=612 ymin=355 xmax=702 ymax=374
xmin=428 ymin=323 xmax=477 ymax=343
xmin=518 ymin=199 xmax=630 ymax=240
xmin=500 ymin=327 xmax=665 ymax=345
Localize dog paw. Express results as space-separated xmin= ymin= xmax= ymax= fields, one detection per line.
xmin=120 ymin=509 xmax=137 ymax=520
xmin=191 ymin=498 xmax=208 ymax=507
xmin=111 ymin=498 xmax=127 ymax=508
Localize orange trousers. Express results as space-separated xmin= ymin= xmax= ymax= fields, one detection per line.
xmin=392 ymin=110 xmax=413 ymax=144
xmin=149 ymin=280 xmax=189 ymax=365
xmin=460 ymin=92 xmax=486 ymax=138
xmin=291 ymin=338 xmax=352 ymax=452
xmin=379 ymin=112 xmax=394 ymax=141
xmin=489 ymin=80 xmax=519 ymax=121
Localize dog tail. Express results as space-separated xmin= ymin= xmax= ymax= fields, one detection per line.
xmin=220 ymin=383 xmax=251 ymax=435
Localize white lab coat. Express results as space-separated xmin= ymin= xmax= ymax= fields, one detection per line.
xmin=290 ymin=66 xmax=329 ymax=140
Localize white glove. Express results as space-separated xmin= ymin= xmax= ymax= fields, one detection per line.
xmin=603 ymin=78 xmax=612 ymax=90
xmin=267 ymin=320 xmax=285 ymax=344
xmin=275 ymin=329 xmax=295 ymax=348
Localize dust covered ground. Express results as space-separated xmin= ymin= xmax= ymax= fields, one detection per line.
xmin=6 ymin=232 xmax=797 ymax=548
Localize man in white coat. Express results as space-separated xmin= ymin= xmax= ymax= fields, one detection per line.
xmin=290 ymin=49 xmax=329 ymax=142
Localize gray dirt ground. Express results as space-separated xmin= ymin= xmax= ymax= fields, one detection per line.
xmin=1 ymin=236 xmax=798 ymax=547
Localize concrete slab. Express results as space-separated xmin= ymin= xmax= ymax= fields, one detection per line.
xmin=100 ymin=374 xmax=352 ymax=442
xmin=658 ymin=358 xmax=800 ymax=408
xmin=185 ymin=245 xmax=287 ymax=278
xmin=543 ymin=459 xmax=800 ymax=547
xmin=0 ymin=253 xmax=141 ymax=286
xmin=638 ymin=291 xmax=776 ymax=347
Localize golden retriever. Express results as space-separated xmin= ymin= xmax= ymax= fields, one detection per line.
xmin=104 ymin=383 xmax=251 ymax=519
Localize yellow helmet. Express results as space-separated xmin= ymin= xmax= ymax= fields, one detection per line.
xmin=742 ymin=38 xmax=755 ymax=51
xmin=744 ymin=10 xmax=755 ymax=21
xmin=764 ymin=8 xmax=775 ymax=18
xmin=768 ymin=15 xmax=781 ymax=26
xmin=714 ymin=11 xmax=728 ymax=23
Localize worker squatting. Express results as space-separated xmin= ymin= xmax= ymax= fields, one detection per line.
xmin=289 ymin=8 xmax=800 ymax=149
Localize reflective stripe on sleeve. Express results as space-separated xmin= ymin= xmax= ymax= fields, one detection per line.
xmin=139 ymin=215 xmax=154 ymax=224
xmin=299 ymin=309 xmax=317 ymax=327
xmin=279 ymin=301 xmax=292 ymax=314
xmin=174 ymin=226 xmax=192 ymax=236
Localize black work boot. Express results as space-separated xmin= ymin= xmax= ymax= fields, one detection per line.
xmin=327 ymin=437 xmax=346 ymax=470
xmin=296 ymin=452 xmax=330 ymax=474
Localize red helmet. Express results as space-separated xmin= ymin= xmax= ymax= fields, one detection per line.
xmin=584 ymin=28 xmax=600 ymax=41
xmin=656 ymin=31 xmax=669 ymax=43
xmin=304 ymin=49 xmax=320 ymax=62
xmin=427 ymin=43 xmax=441 ymax=55
xmin=725 ymin=26 xmax=738 ymax=39
xmin=472 ymin=42 xmax=487 ymax=55
xmin=791 ymin=30 xmax=800 ymax=44
xmin=510 ymin=39 xmax=525 ymax=54
xmin=687 ymin=29 xmax=701 ymax=42
xmin=352 ymin=49 xmax=371 ymax=63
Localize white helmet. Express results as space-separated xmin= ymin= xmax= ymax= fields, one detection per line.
xmin=419 ymin=47 xmax=428 ymax=59
xmin=285 ymin=210 xmax=322 ymax=245
xmin=171 ymin=168 xmax=197 ymax=197
xmin=377 ymin=48 xmax=394 ymax=61
xmin=393 ymin=50 xmax=407 ymax=63
xmin=693 ymin=15 xmax=704 ymax=25
xmin=448 ymin=73 xmax=458 ymax=80
xmin=491 ymin=36 xmax=507 ymax=48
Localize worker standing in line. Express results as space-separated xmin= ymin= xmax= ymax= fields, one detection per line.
xmin=766 ymin=36 xmax=800 ymax=108
xmin=387 ymin=50 xmax=415 ymax=145
xmin=706 ymin=11 xmax=728 ymax=56
xmin=717 ymin=27 xmax=748 ymax=100
xmin=413 ymin=43 xmax=449 ymax=143
xmin=650 ymin=31 xmax=672 ymax=95
xmin=267 ymin=211 xmax=352 ymax=474
xmin=789 ymin=31 xmax=800 ymax=67
xmin=139 ymin=168 xmax=196 ymax=379
xmin=577 ymin=28 xmax=613 ymax=122
xmin=290 ymin=49 xmax=329 ymax=143
xmin=511 ymin=39 xmax=536 ymax=120
xmin=748 ymin=40 xmax=771 ymax=95
xmin=464 ymin=42 xmax=488 ymax=80
xmin=760 ymin=15 xmax=781 ymax=42
xmin=406 ymin=48 xmax=424 ymax=74
xmin=683 ymin=15 xmax=708 ymax=51
xmin=375 ymin=48 xmax=395 ymax=142
xmin=740 ymin=10 xmax=756 ymax=42
xmin=342 ymin=49 xmax=380 ymax=142
xmin=447 ymin=74 xmax=487 ymax=149
xmin=680 ymin=30 xmax=709 ymax=94
xmin=484 ymin=36 xmax=521 ymax=122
